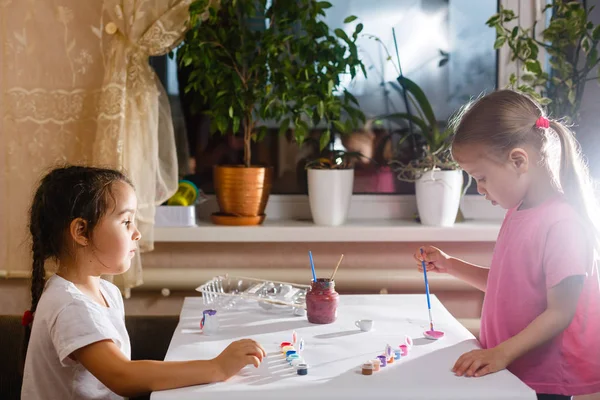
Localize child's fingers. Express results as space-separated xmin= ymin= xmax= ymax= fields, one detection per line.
xmin=417 ymin=263 xmax=436 ymax=272
xmin=465 ymin=359 xmax=484 ymax=377
xmin=452 ymin=351 xmax=475 ymax=376
xmin=246 ymin=355 xmax=261 ymax=368
xmin=256 ymin=342 xmax=267 ymax=357
xmin=474 ymin=365 xmax=492 ymax=377
xmin=241 ymin=343 xmax=265 ymax=361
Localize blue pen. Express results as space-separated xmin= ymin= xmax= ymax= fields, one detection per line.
xmin=420 ymin=248 xmax=434 ymax=332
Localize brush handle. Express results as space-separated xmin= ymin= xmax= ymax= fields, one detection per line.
xmin=308 ymin=251 xmax=317 ymax=282
xmin=330 ymin=254 xmax=344 ymax=281
xmin=420 ymin=248 xmax=434 ymax=331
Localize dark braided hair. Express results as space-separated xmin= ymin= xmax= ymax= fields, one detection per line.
xmin=22 ymin=165 xmax=132 ymax=364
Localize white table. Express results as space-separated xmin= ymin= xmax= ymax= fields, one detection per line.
xmin=151 ymin=295 xmax=536 ymax=400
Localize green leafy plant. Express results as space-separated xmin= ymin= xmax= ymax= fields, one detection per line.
xmin=384 ymin=75 xmax=458 ymax=181
xmin=178 ymin=0 xmax=365 ymax=168
xmin=368 ymin=32 xmax=457 ymax=182
xmin=487 ymin=0 xmax=600 ymax=124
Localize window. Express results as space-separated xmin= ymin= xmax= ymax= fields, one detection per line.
xmin=154 ymin=0 xmax=498 ymax=195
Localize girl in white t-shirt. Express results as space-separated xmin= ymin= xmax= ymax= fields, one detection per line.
xmin=21 ymin=166 xmax=266 ymax=400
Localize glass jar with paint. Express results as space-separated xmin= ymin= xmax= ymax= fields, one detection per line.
xmin=306 ymin=278 xmax=339 ymax=324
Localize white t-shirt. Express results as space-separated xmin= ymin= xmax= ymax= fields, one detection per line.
xmin=21 ymin=274 xmax=131 ymax=400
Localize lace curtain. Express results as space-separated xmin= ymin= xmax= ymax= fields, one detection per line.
xmin=0 ymin=0 xmax=202 ymax=295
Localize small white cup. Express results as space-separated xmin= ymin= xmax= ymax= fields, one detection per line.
xmin=355 ymin=319 xmax=374 ymax=332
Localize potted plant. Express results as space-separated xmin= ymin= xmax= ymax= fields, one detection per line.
xmin=179 ymin=0 xmax=365 ymax=225
xmin=291 ymin=13 xmax=366 ymax=226
xmin=487 ymin=0 xmax=600 ymax=124
xmin=305 ymin=149 xmax=364 ymax=226
xmin=385 ymin=75 xmax=466 ymax=227
xmin=364 ymin=31 xmax=466 ymax=226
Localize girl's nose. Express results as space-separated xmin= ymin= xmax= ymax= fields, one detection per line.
xmin=133 ymin=227 xmax=142 ymax=241
xmin=476 ymin=183 xmax=486 ymax=196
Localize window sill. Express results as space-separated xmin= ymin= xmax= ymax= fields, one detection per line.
xmin=153 ymin=218 xmax=501 ymax=243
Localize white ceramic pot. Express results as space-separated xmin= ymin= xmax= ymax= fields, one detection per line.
xmin=415 ymin=170 xmax=463 ymax=227
xmin=307 ymin=168 xmax=354 ymax=226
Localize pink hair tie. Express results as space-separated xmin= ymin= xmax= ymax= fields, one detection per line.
xmin=535 ymin=116 xmax=550 ymax=129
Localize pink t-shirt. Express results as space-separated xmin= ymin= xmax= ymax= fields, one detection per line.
xmin=480 ymin=195 xmax=600 ymax=395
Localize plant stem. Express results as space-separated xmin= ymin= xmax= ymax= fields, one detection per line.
xmin=244 ymin=114 xmax=252 ymax=168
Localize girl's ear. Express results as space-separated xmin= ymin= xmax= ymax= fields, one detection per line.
xmin=69 ymin=218 xmax=89 ymax=246
xmin=508 ymin=147 xmax=529 ymax=174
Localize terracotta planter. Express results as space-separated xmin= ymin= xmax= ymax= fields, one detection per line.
xmin=212 ymin=165 xmax=273 ymax=225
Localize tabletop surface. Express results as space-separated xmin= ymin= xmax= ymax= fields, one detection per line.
xmin=151 ymin=294 xmax=536 ymax=400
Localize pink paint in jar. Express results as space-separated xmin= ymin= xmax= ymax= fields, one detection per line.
xmin=306 ymin=278 xmax=339 ymax=324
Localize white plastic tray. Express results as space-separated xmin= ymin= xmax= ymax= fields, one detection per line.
xmin=195 ymin=275 xmax=310 ymax=312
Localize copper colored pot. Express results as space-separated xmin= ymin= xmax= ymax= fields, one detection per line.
xmin=213 ymin=165 xmax=273 ymax=221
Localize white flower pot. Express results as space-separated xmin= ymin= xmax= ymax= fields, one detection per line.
xmin=307 ymin=168 xmax=354 ymax=226
xmin=415 ymin=170 xmax=464 ymax=227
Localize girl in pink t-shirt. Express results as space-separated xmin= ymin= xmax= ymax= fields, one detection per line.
xmin=416 ymin=90 xmax=600 ymax=400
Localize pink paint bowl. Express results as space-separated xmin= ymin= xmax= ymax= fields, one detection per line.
xmin=423 ymin=330 xmax=445 ymax=340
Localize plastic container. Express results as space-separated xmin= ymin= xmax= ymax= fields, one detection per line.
xmin=196 ymin=275 xmax=309 ymax=313
xmin=155 ymin=205 xmax=196 ymax=227
xmin=306 ymin=278 xmax=339 ymax=324
xmin=167 ymin=180 xmax=199 ymax=206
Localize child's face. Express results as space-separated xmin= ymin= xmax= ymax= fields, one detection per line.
xmin=453 ymin=144 xmax=529 ymax=210
xmin=89 ymin=181 xmax=141 ymax=275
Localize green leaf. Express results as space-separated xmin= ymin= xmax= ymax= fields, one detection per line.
xmin=228 ymin=106 xmax=234 ymax=118
xmin=582 ymin=37 xmax=591 ymax=54
xmin=332 ymin=120 xmax=347 ymax=133
xmin=253 ymin=126 xmax=268 ymax=143
xmin=525 ymin=60 xmax=542 ymax=75
xmin=279 ymin=118 xmax=290 ymax=136
xmin=494 ymin=36 xmax=507 ymax=49
xmin=294 ymin=123 xmax=307 ymax=144
xmin=593 ymin=25 xmax=600 ymax=41
xmin=354 ymin=23 xmax=364 ymax=36
xmin=303 ymin=95 xmax=320 ymax=106
xmin=568 ymin=89 xmax=576 ymax=105
xmin=345 ymin=90 xmax=359 ymax=106
xmin=334 ymin=29 xmax=351 ymax=44
xmin=216 ymin=115 xmax=228 ymax=133
xmin=344 ymin=15 xmax=358 ymax=23
xmin=328 ymin=80 xmax=334 ymax=96
xmin=345 ymin=119 xmax=355 ymax=133
xmin=485 ymin=14 xmax=500 ymax=26
xmin=316 ymin=1 xmax=333 ymax=10
xmin=319 ymin=129 xmax=331 ymax=151
xmin=589 ymin=48 xmax=598 ymax=67
xmin=232 ymin=116 xmax=240 ymax=134
xmin=521 ymin=74 xmax=535 ymax=82
xmin=396 ymin=76 xmax=437 ymax=129
xmin=511 ymin=26 xmax=519 ymax=38
xmin=318 ymin=101 xmax=325 ymax=119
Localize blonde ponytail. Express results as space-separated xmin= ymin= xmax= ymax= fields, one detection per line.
xmin=550 ymin=120 xmax=600 ymax=252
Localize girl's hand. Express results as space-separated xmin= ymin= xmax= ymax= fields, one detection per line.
xmin=414 ymin=245 xmax=452 ymax=274
xmin=213 ymin=339 xmax=267 ymax=381
xmin=452 ymin=346 xmax=511 ymax=377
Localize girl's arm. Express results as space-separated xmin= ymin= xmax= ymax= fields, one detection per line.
xmin=446 ymin=257 xmax=490 ymax=292
xmin=73 ymin=338 xmax=266 ymax=397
